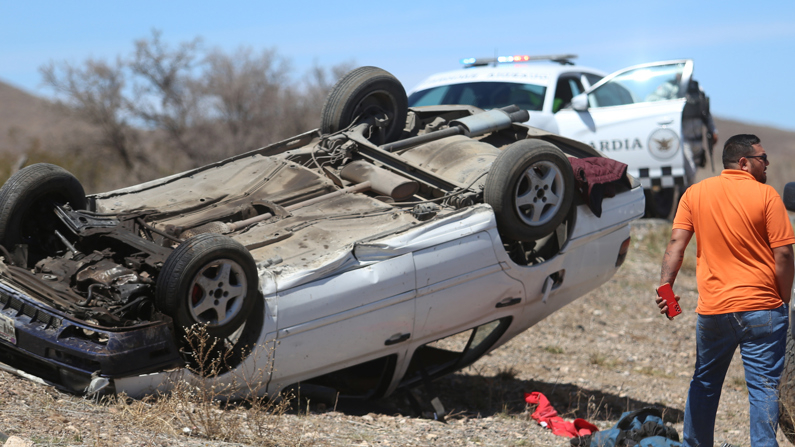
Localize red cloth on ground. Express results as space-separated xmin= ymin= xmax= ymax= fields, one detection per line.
xmin=525 ymin=391 xmax=598 ymax=438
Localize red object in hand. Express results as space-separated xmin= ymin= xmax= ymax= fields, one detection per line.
xmin=657 ymin=283 xmax=681 ymax=318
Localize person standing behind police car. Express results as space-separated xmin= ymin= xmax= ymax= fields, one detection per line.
xmin=683 ymin=79 xmax=718 ymax=169
xmin=656 ymin=134 xmax=794 ymax=447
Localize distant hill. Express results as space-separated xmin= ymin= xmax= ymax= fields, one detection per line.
xmin=1 ymin=79 xmax=793 ymax=193
xmin=713 ymin=117 xmax=795 ymax=156
xmin=0 ymin=81 xmax=95 ymax=156
xmin=702 ymin=118 xmax=795 ymax=195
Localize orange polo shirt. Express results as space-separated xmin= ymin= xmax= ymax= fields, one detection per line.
xmin=673 ymin=170 xmax=795 ymax=315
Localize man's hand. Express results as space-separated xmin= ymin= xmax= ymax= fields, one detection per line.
xmin=655 ymin=291 xmax=681 ymax=321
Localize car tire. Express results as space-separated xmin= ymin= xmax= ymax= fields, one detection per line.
xmin=156 ymin=233 xmax=259 ymax=343
xmin=779 ymin=324 xmax=795 ymax=443
xmin=320 ymin=66 xmax=408 ymax=145
xmin=0 ymin=163 xmax=86 ymax=267
xmin=644 ymin=187 xmax=676 ymax=219
xmin=484 ymin=140 xmax=574 ymax=242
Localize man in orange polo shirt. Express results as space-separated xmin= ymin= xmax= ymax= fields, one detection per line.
xmin=657 ymin=134 xmax=794 ymax=447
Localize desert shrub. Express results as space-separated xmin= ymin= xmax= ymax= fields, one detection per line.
xmin=37 ymin=29 xmax=354 ymax=191
xmin=108 ymin=324 xmax=292 ymax=446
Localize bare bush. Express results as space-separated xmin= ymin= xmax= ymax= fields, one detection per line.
xmin=38 ymin=29 xmax=353 ymax=190
xmin=40 ymin=58 xmax=138 ymax=170
xmin=129 ymin=30 xmax=203 ymax=161
xmin=195 ymin=47 xmax=291 ymax=160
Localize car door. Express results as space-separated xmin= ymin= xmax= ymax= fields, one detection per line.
xmin=550 ymin=72 xmax=595 ymax=113
xmin=270 ymin=254 xmax=416 ymax=389
xmin=554 ymin=60 xmax=695 ymax=198
xmin=411 ymin=231 xmax=524 ymax=343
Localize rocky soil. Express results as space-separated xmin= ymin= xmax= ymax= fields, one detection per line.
xmin=0 ymin=220 xmax=791 ymax=446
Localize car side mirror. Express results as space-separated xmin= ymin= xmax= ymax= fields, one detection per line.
xmin=784 ymin=182 xmax=795 ymax=212
xmin=571 ymin=93 xmax=589 ymax=111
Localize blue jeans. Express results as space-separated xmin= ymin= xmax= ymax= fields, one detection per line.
xmin=683 ymin=305 xmax=788 ymax=447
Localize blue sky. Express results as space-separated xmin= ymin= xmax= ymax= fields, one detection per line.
xmin=2 ymin=0 xmax=794 ymax=131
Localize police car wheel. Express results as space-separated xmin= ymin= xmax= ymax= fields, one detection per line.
xmin=484 ymin=139 xmax=574 ymax=242
xmin=320 ymin=66 xmax=408 ymax=146
xmin=0 ymin=163 xmax=86 ymax=268
xmin=644 ymin=187 xmax=676 ymax=219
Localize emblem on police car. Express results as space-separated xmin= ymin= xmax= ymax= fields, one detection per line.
xmin=647 ymin=128 xmax=680 ymax=160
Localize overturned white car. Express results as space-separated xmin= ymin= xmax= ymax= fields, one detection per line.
xmin=0 ymin=66 xmax=644 ymax=400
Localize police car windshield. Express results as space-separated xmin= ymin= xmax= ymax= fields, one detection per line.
xmin=408 ymin=82 xmax=546 ymax=111
xmin=589 ymin=62 xmax=686 ymax=107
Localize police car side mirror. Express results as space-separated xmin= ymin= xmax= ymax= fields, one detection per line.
xmin=784 ymin=182 xmax=795 ymax=212
xmin=571 ymin=94 xmax=589 ymax=111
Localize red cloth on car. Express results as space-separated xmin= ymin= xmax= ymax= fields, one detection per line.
xmin=525 ymin=391 xmax=598 ymax=438
xmin=568 ymin=157 xmax=630 ymax=218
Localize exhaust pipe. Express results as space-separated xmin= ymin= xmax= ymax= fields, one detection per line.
xmin=380 ymin=105 xmax=529 ymax=152
xmin=340 ymin=161 xmax=418 ymax=201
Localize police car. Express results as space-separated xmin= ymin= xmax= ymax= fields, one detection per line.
xmin=409 ymin=55 xmax=713 ymax=218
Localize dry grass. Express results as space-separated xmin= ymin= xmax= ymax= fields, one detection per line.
xmin=0 ymin=324 xmax=304 ymax=446
xmin=113 ymin=325 xmax=297 ymax=446
xmin=543 ymin=345 xmax=565 ymax=355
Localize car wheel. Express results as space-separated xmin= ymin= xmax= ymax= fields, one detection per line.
xmin=779 ymin=324 xmax=795 ymax=443
xmin=484 ymin=140 xmax=574 ymax=242
xmin=0 ymin=163 xmax=86 ymax=267
xmin=156 ymin=233 xmax=259 ymax=342
xmin=320 ymin=66 xmax=408 ymax=145
xmin=644 ymin=187 xmax=676 ymax=219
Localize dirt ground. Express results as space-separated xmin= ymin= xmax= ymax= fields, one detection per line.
xmin=0 ymin=219 xmax=791 ymax=446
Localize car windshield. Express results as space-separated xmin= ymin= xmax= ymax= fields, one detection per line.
xmin=408 ymin=82 xmax=547 ymax=111
xmin=588 ymin=62 xmax=686 ymax=108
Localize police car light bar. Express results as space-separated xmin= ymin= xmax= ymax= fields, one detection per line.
xmin=461 ymin=54 xmax=578 ymax=67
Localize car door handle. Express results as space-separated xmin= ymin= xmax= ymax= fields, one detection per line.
xmin=657 ymin=118 xmax=673 ymax=125
xmin=385 ymin=333 xmax=410 ymax=346
xmin=495 ymin=297 xmax=521 ymax=308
